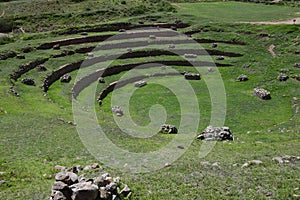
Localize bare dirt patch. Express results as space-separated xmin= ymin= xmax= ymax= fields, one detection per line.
xmin=268 ymin=44 xmax=276 ymax=57
xmin=246 ymin=18 xmax=300 ymax=25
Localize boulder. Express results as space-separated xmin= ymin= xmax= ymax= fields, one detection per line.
xmin=278 ymin=74 xmax=289 ymax=81
xmin=216 ymin=56 xmax=224 ymax=60
xmin=21 ymin=78 xmax=35 ymax=86
xmin=53 ymin=44 xmax=61 ymax=50
xmin=212 ymin=43 xmax=218 ymax=48
xmin=51 ymin=181 xmax=72 ymax=200
xmin=254 ymin=88 xmax=271 ymax=100
xmin=16 ymin=54 xmax=25 ymax=59
xmin=87 ymin=53 xmax=94 ymax=58
xmin=237 ymin=74 xmax=248 ymax=82
xmin=98 ymin=77 xmax=105 ymax=83
xmin=294 ymin=63 xmax=300 ymax=68
xmin=149 ymin=35 xmax=156 ymax=39
xmin=111 ymin=106 xmax=123 ymax=116
xmin=197 ymin=126 xmax=234 ymax=141
xmin=70 ymin=182 xmax=99 ymax=200
xmin=55 ymin=172 xmax=78 ymax=186
xmin=184 ymin=73 xmax=200 ymax=80
xmin=160 ymin=124 xmax=178 ymax=134
xmin=37 ymin=64 xmax=47 ymax=71
xmin=134 ymin=80 xmax=147 ymax=88
xmin=61 ymin=74 xmax=72 ymax=83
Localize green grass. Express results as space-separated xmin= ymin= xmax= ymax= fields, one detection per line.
xmin=0 ymin=1 xmax=300 ymax=199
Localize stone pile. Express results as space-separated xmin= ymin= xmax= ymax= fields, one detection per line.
xmin=50 ymin=167 xmax=131 ymax=200
xmin=61 ymin=74 xmax=72 ymax=83
xmin=134 ymin=81 xmax=147 ymax=88
xmin=237 ymin=74 xmax=248 ymax=82
xmin=21 ymin=78 xmax=35 ymax=86
xmin=278 ymin=74 xmax=289 ymax=81
xmin=253 ymin=88 xmax=271 ymax=100
xmin=159 ymin=124 xmax=178 ymax=134
xmin=111 ymin=106 xmax=123 ymax=116
xmin=184 ymin=73 xmax=200 ymax=80
xmin=212 ymin=43 xmax=218 ymax=48
xmin=197 ymin=126 xmax=234 ymax=141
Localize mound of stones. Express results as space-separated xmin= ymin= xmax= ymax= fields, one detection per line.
xmin=197 ymin=126 xmax=234 ymax=141
xmin=237 ymin=74 xmax=248 ymax=82
xmin=111 ymin=106 xmax=123 ymax=116
xmin=61 ymin=74 xmax=72 ymax=83
xmin=134 ymin=81 xmax=147 ymax=88
xmin=253 ymin=88 xmax=271 ymax=100
xmin=21 ymin=78 xmax=35 ymax=86
xmin=159 ymin=124 xmax=178 ymax=134
xmin=50 ymin=169 xmax=131 ymax=200
xmin=184 ymin=73 xmax=200 ymax=80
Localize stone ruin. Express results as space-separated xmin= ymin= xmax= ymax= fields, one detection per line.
xmin=21 ymin=78 xmax=35 ymax=86
xmin=159 ymin=124 xmax=178 ymax=134
xmin=254 ymin=88 xmax=271 ymax=100
xmin=237 ymin=74 xmax=248 ymax=82
xmin=197 ymin=126 xmax=234 ymax=141
xmin=50 ymin=166 xmax=131 ymax=200
xmin=61 ymin=74 xmax=72 ymax=83
xmin=111 ymin=106 xmax=123 ymax=116
xmin=184 ymin=73 xmax=200 ymax=80
xmin=278 ymin=74 xmax=289 ymax=81
xmin=134 ymin=80 xmax=147 ymax=88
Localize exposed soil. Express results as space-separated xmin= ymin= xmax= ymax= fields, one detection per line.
xmin=268 ymin=44 xmax=276 ymax=57
xmin=244 ymin=18 xmax=300 ymax=25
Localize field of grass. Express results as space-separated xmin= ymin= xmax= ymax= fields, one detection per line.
xmin=0 ymin=1 xmax=300 ymax=199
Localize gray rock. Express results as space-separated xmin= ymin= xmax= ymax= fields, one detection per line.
xmin=21 ymin=78 xmax=35 ymax=86
xmin=169 ymin=44 xmax=175 ymax=49
xmin=237 ymin=74 xmax=248 ymax=82
xmin=70 ymin=182 xmax=99 ymax=200
xmin=212 ymin=43 xmax=218 ymax=48
xmin=37 ymin=64 xmax=47 ymax=71
xmin=134 ymin=81 xmax=147 ymax=88
xmin=254 ymin=88 xmax=271 ymax=100
xmin=149 ymin=35 xmax=156 ymax=39
xmin=197 ymin=126 xmax=233 ymax=141
xmin=52 ymin=181 xmax=72 ymax=199
xmin=278 ymin=74 xmax=289 ymax=81
xmin=55 ymin=172 xmax=78 ymax=186
xmin=98 ymin=77 xmax=105 ymax=83
xmin=184 ymin=73 xmax=200 ymax=80
xmin=105 ymin=182 xmax=118 ymax=195
xmin=111 ymin=106 xmax=123 ymax=116
xmin=294 ymin=63 xmax=300 ymax=68
xmin=120 ymin=184 xmax=131 ymax=197
xmin=184 ymin=54 xmax=197 ymax=58
xmin=61 ymin=74 xmax=72 ymax=83
xmin=53 ymin=44 xmax=61 ymax=50
xmin=216 ymin=56 xmax=224 ymax=60
xmin=160 ymin=124 xmax=178 ymax=134
xmin=16 ymin=54 xmax=25 ymax=59
xmin=272 ymin=157 xmax=284 ymax=164
xmin=51 ymin=190 xmax=68 ymax=200
xmin=94 ymin=176 xmax=106 ymax=187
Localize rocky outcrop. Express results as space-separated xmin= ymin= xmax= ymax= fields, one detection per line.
xmin=197 ymin=126 xmax=234 ymax=141
xmin=254 ymin=88 xmax=271 ymax=100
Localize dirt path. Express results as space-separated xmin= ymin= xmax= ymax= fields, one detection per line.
xmin=268 ymin=44 xmax=276 ymax=57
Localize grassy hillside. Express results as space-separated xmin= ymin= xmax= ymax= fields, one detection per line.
xmin=0 ymin=1 xmax=299 ymax=199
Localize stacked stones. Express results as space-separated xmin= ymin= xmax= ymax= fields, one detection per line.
xmin=50 ymin=169 xmax=131 ymax=200
xmin=253 ymin=88 xmax=271 ymax=100
xmin=159 ymin=124 xmax=178 ymax=134
xmin=197 ymin=126 xmax=234 ymax=141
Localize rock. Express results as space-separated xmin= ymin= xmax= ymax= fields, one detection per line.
xmin=207 ymin=67 xmax=213 ymax=72
xmin=216 ymin=56 xmax=224 ymax=60
xmin=171 ymin=26 xmax=177 ymax=31
xmin=200 ymin=161 xmax=210 ymax=166
xmin=55 ymin=172 xmax=78 ymax=186
xmin=149 ymin=35 xmax=156 ymax=39
xmin=134 ymin=80 xmax=147 ymax=87
xmin=21 ymin=46 xmax=34 ymax=53
xmin=87 ymin=53 xmax=94 ymax=58
xmin=212 ymin=43 xmax=218 ymax=48
xmin=9 ymin=86 xmax=19 ymax=97
xmin=80 ymin=32 xmax=88 ymax=36
xmin=272 ymin=157 xmax=284 ymax=164
xmin=242 ymin=160 xmax=263 ymax=168
xmin=83 ymin=165 xmax=91 ymax=171
xmin=120 ymin=184 xmax=131 ymax=197
xmin=0 ymin=180 xmax=6 ymax=185
xmin=94 ymin=176 xmax=106 ymax=187
xmin=70 ymin=182 xmax=99 ymax=200
xmin=16 ymin=54 xmax=25 ymax=59
xmin=169 ymin=44 xmax=175 ymax=49
xmin=126 ymin=48 xmax=132 ymax=52
xmin=197 ymin=126 xmax=234 ymax=141
xmin=237 ymin=74 xmax=248 ymax=82
xmin=21 ymin=78 xmax=35 ymax=86
xmin=53 ymin=44 xmax=61 ymax=50
xmin=254 ymin=88 xmax=271 ymax=100
xmin=118 ymin=29 xmax=126 ymax=32
xmin=98 ymin=77 xmax=105 ymax=83
xmin=105 ymin=182 xmax=118 ymax=195
xmin=55 ymin=165 xmax=67 ymax=171
xmin=91 ymin=163 xmax=100 ymax=169
xmin=159 ymin=124 xmax=178 ymax=134
xmin=111 ymin=106 xmax=123 ymax=116
xmin=37 ymin=64 xmax=47 ymax=71
xmin=60 ymin=74 xmax=72 ymax=83
xmin=184 ymin=54 xmax=197 ymax=58
xmin=184 ymin=73 xmax=200 ymax=80
xmin=52 ymin=181 xmax=72 ymax=199
xmin=51 ymin=190 xmax=68 ymax=200
xmin=212 ymin=162 xmax=220 ymax=168
xmin=294 ymin=63 xmax=300 ymax=68
xmin=99 ymin=187 xmax=109 ymax=199
xmin=278 ymin=74 xmax=289 ymax=81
